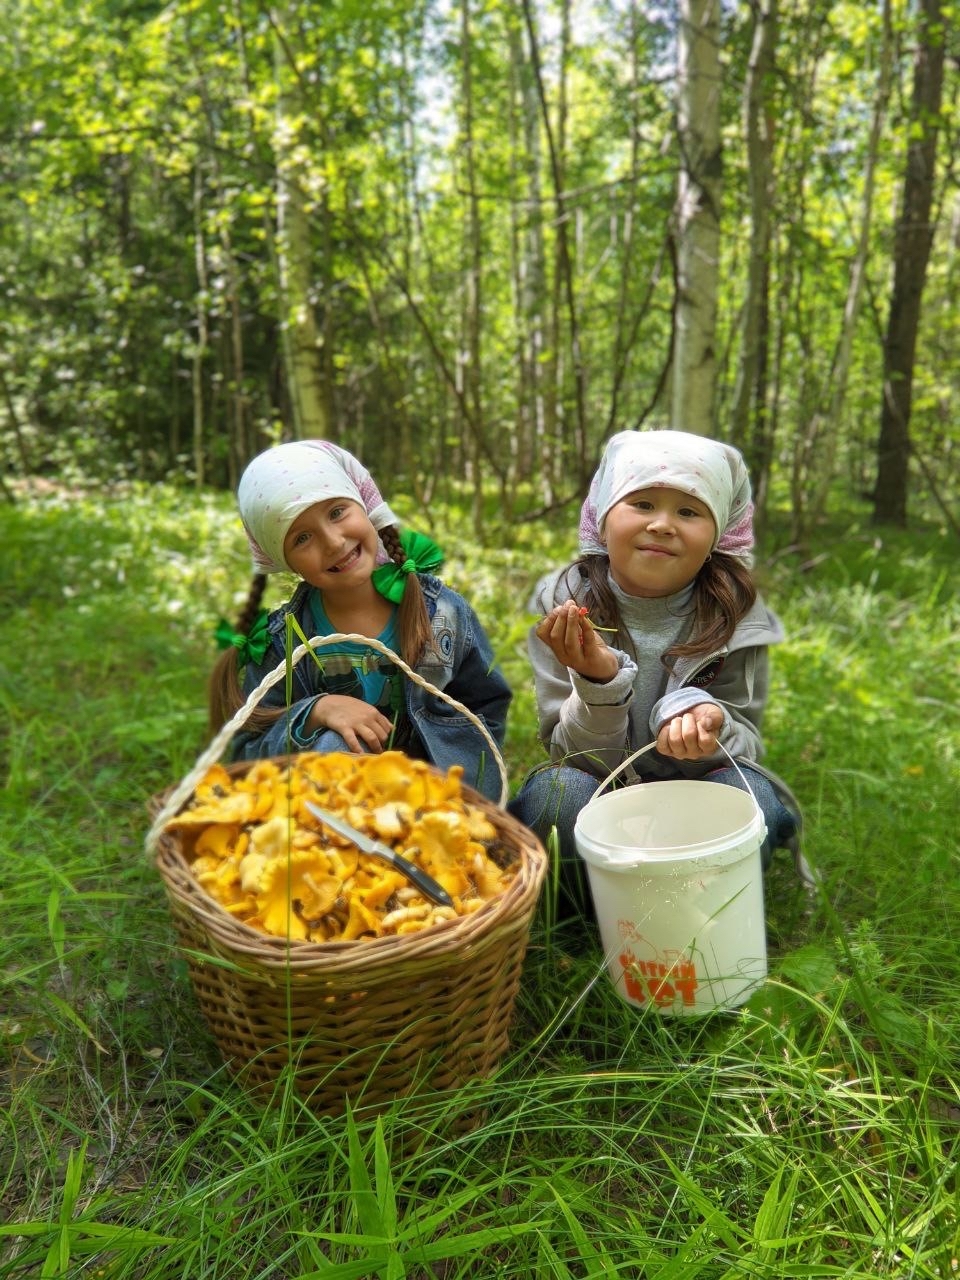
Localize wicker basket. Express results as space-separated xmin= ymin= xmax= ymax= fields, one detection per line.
xmin=146 ymin=634 xmax=547 ymax=1116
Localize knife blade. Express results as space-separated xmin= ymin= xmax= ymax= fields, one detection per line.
xmin=304 ymin=800 xmax=454 ymax=909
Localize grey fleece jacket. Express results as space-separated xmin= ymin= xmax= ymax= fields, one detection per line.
xmin=527 ymin=564 xmax=786 ymax=782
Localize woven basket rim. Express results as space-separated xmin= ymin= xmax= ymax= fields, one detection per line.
xmin=151 ymin=754 xmax=547 ymax=975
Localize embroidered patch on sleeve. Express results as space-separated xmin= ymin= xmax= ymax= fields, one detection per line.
xmin=431 ymin=614 xmax=455 ymax=660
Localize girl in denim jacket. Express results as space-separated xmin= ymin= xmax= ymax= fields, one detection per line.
xmin=509 ymin=430 xmax=811 ymax=900
xmin=209 ymin=440 xmax=511 ymax=803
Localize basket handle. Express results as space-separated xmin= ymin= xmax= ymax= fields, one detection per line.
xmin=144 ymin=632 xmax=510 ymax=853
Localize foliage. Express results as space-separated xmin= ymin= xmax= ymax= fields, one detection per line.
xmin=2 ymin=484 xmax=959 ymax=1277
xmin=0 ymin=1 xmax=956 ymax=521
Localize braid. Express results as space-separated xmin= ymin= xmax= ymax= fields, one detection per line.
xmin=207 ymin=574 xmax=286 ymax=737
xmin=378 ymin=524 xmax=404 ymax=565
xmin=380 ymin=524 xmax=435 ymax=667
xmin=234 ymin=575 xmax=268 ymax=638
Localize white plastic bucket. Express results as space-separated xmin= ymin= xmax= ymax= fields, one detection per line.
xmin=574 ymin=779 xmax=767 ymax=1015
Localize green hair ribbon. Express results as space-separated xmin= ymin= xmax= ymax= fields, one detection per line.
xmin=371 ymin=529 xmax=444 ymax=604
xmin=214 ymin=607 xmax=271 ymax=665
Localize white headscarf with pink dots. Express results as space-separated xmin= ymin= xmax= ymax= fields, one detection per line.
xmin=237 ymin=440 xmax=399 ymax=574
xmin=578 ymin=430 xmax=755 ymax=562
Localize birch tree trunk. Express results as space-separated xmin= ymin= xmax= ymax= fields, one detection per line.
xmin=221 ymin=227 xmax=248 ymax=489
xmin=507 ymin=7 xmax=547 ymax=495
xmin=192 ymin=162 xmax=209 ymax=488
xmin=273 ymin=30 xmax=328 ymax=441
xmin=873 ymin=0 xmax=945 ymax=526
xmin=607 ymin=0 xmax=647 ymax=438
xmin=522 ymin=0 xmax=589 ymax=488
xmin=803 ymin=0 xmax=894 ymax=531
xmin=192 ymin=55 xmax=251 ymax=487
xmin=729 ymin=0 xmax=776 ymax=504
xmin=459 ymin=0 xmax=485 ymax=533
xmin=672 ymin=0 xmax=722 ymax=436
xmin=393 ymin=27 xmax=430 ymax=505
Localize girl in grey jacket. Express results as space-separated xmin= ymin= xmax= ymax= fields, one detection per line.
xmin=209 ymin=440 xmax=511 ymax=803
xmin=509 ymin=430 xmax=809 ymax=904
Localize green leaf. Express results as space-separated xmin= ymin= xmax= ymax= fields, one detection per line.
xmin=777 ymin=944 xmax=837 ymax=994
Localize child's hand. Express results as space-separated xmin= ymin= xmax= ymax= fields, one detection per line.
xmin=535 ymin=601 xmax=619 ymax=683
xmin=656 ymin=703 xmax=723 ymax=760
xmin=308 ymin=694 xmax=395 ymax=754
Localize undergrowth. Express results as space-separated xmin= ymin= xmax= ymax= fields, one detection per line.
xmin=1 ymin=483 xmax=958 ymax=1278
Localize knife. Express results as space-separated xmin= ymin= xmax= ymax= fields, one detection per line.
xmin=304 ymin=800 xmax=454 ymax=909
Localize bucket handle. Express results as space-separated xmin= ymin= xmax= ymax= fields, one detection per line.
xmin=144 ymin=632 xmax=510 ymax=854
xmin=586 ymin=740 xmax=821 ymax=886
xmin=587 ymin=739 xmax=763 ymax=820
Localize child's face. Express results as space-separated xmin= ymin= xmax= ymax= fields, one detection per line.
xmin=602 ymin=486 xmax=716 ymax=598
xmin=283 ymin=498 xmax=381 ymax=592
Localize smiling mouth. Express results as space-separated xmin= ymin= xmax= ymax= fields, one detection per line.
xmin=329 ymin=545 xmax=362 ymax=573
xmin=637 ymin=545 xmax=674 ymax=556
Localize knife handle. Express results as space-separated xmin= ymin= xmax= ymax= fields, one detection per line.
xmin=388 ymin=850 xmax=454 ymax=908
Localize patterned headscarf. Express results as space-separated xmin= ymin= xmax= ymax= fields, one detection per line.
xmin=237 ymin=440 xmax=399 ymax=574
xmin=578 ymin=430 xmax=755 ymax=562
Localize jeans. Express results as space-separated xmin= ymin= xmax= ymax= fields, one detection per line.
xmin=507 ymin=761 xmax=800 ymax=913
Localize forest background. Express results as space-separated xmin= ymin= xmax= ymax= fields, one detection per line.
xmin=3 ymin=1 xmax=960 ymax=1276
xmin=2 ymin=0 xmax=957 ymax=534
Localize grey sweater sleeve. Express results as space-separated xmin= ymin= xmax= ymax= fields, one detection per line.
xmin=651 ymin=645 xmax=769 ymax=765
xmin=528 ymin=626 xmax=640 ymax=777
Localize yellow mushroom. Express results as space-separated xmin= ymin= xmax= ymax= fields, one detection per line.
xmin=194 ymin=824 xmax=241 ymax=861
xmin=359 ymin=870 xmax=406 ymax=911
xmin=165 ymin=790 xmax=256 ymax=828
xmin=173 ymin=750 xmax=518 ymax=942
xmin=247 ymin=815 xmax=296 ymax=861
xmin=194 ymin=856 xmax=242 ymax=903
xmin=193 ymin=763 xmax=234 ymax=799
xmin=370 ymin=802 xmax=414 ymax=842
xmin=347 ymin=751 xmax=413 ymax=803
xmin=472 ymin=851 xmax=509 ymax=898
xmin=253 ymin=850 xmax=339 ymax=941
xmin=465 ymin=809 xmax=497 ymax=842
xmin=405 ymin=812 xmax=473 ymax=897
xmin=238 ymin=849 xmax=269 ymax=895
xmin=381 ymin=903 xmax=430 ymax=930
xmin=340 ymin=896 xmax=382 ymax=941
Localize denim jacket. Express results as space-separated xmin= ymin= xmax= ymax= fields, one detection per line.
xmin=234 ymin=575 xmax=511 ymax=803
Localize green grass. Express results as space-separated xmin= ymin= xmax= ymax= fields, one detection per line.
xmin=2 ymin=482 xmax=959 ymax=1278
